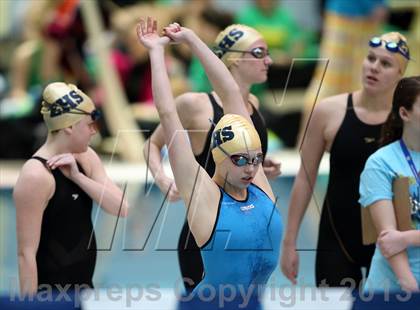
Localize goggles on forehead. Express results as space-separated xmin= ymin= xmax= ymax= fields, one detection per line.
xmin=214 ymin=47 xmax=270 ymax=59
xmin=369 ymin=37 xmax=410 ymax=60
xmin=66 ymin=107 xmax=101 ymax=121
xmin=217 ymin=144 xmax=263 ymax=167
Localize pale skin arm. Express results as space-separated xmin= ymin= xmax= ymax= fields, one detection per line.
xmin=280 ymin=100 xmax=328 ymax=284
xmin=163 ymin=23 xmax=249 ymax=122
xmin=379 ymin=229 xmax=420 ymax=255
xmin=369 ymin=200 xmax=419 ymax=292
xmin=47 ymin=147 xmax=129 ymax=217
xmin=143 ymin=124 xmax=180 ymax=202
xmin=378 ymin=229 xmax=420 ymax=258
xmin=142 ymin=93 xmax=199 ymax=202
xmin=14 ymin=162 xmax=54 ymax=295
xmin=137 ymin=18 xmax=219 ymax=246
xmin=165 ymin=24 xmax=277 ymax=198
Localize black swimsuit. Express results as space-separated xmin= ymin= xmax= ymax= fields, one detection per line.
xmin=315 ymin=94 xmax=381 ymax=287
xmin=177 ymin=93 xmax=268 ymax=291
xmin=32 ymin=156 xmax=96 ymax=290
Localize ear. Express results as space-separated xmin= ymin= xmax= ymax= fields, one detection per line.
xmin=399 ymin=106 xmax=410 ymax=122
xmin=227 ymin=59 xmax=240 ymax=72
xmin=63 ymin=126 xmax=73 ymax=135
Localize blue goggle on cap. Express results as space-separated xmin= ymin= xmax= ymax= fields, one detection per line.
xmin=369 ymin=37 xmax=410 ymax=60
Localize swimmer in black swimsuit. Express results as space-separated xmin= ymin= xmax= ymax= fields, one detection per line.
xmin=14 ymin=82 xmax=129 ymax=295
xmin=281 ymin=32 xmax=410 ymax=287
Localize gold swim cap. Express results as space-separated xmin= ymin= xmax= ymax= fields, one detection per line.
xmin=214 ymin=24 xmax=263 ymax=68
xmin=369 ymin=32 xmax=410 ymax=74
xmin=211 ymin=114 xmax=261 ymax=164
xmin=41 ymin=82 xmax=95 ymax=132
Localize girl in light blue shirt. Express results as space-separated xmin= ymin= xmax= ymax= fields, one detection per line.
xmin=360 ymin=76 xmax=420 ymax=293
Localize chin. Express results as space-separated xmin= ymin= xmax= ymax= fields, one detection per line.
xmin=363 ymin=83 xmax=381 ymax=93
xmin=234 ymin=181 xmax=251 ymax=190
xmin=254 ymin=76 xmax=267 ymax=84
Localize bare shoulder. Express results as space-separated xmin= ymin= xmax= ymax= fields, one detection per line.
xmin=175 ymin=92 xmax=209 ymax=114
xmin=307 ymin=93 xmax=347 ymax=126
xmin=18 ymin=159 xmax=53 ymax=184
xmin=175 ymin=92 xmax=213 ymax=129
xmin=301 ymin=93 xmax=348 ymax=147
xmin=314 ymin=93 xmax=348 ymax=116
xmin=248 ymin=93 xmax=260 ymax=109
xmin=14 ymin=159 xmax=55 ymax=202
xmin=313 ymin=93 xmax=349 ymax=150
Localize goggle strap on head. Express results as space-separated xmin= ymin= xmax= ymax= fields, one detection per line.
xmin=213 ymin=47 xmax=269 ymax=59
xmin=369 ymin=37 xmax=410 ymax=60
xmin=66 ymin=107 xmax=101 ymax=121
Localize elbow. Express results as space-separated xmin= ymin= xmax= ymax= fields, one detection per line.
xmin=18 ymin=247 xmax=32 ymax=258
xmin=296 ymin=167 xmax=317 ymax=188
xmin=18 ymin=249 xmax=36 ymax=267
xmin=18 ymin=251 xmax=25 ymax=262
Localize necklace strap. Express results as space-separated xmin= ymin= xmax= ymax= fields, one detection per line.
xmin=399 ymin=139 xmax=420 ymax=186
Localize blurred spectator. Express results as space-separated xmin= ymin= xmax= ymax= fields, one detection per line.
xmin=303 ymin=0 xmax=388 ymax=115
xmin=181 ymin=7 xmax=233 ymax=92
xmin=110 ymin=7 xmax=154 ymax=105
xmin=236 ymin=0 xmax=305 ymax=64
xmin=109 ymin=3 xmax=187 ymax=138
xmin=0 ymin=0 xmax=82 ymax=158
xmin=233 ymin=0 xmax=319 ymax=148
xmin=235 ymin=0 xmax=318 ymax=90
xmin=0 ymin=0 xmax=111 ymax=158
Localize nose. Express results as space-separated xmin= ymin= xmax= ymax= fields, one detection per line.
xmin=244 ymin=163 xmax=256 ymax=174
xmin=370 ymin=59 xmax=380 ymax=72
xmin=264 ymin=54 xmax=273 ymax=66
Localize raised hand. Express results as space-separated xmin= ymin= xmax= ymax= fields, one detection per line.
xmin=163 ymin=22 xmax=194 ymax=45
xmin=136 ymin=17 xmax=170 ymax=50
xmin=47 ymin=153 xmax=80 ymax=180
xmin=263 ymin=157 xmax=282 ymax=180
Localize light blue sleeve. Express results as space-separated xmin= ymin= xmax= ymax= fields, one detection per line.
xmin=359 ymin=155 xmax=395 ymax=207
